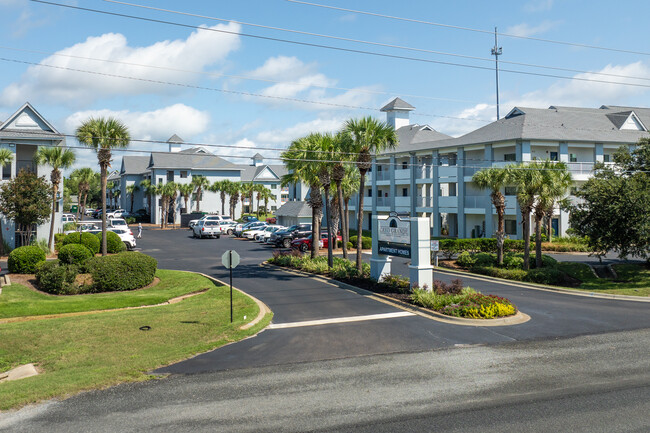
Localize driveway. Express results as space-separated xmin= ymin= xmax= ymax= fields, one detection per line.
xmin=134 ymin=227 xmax=650 ymax=374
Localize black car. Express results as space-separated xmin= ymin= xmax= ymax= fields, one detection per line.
xmin=271 ymin=223 xmax=313 ymax=248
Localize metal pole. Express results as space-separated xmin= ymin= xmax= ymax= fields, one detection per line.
xmin=491 ymin=27 xmax=502 ymax=120
xmin=229 ymin=250 xmax=233 ymax=323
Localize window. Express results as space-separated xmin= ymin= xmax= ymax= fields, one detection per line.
xmin=504 ymin=186 xmax=517 ymax=196
xmin=402 ymin=188 xmax=408 ymax=197
xmin=505 ymin=219 xmax=517 ymax=235
xmin=368 ymin=189 xmax=372 ymax=197
xmin=271 ymin=184 xmax=277 ymax=189
xmin=402 ymin=161 xmax=408 ymax=169
xmin=158 ymin=178 xmax=163 ymax=184
xmin=1 ymin=165 xmax=9 ymax=180
xmin=504 ymin=153 xmax=516 ymax=162
xmin=550 ymin=151 xmax=558 ymax=161
xmin=384 ymin=192 xmax=389 ymax=197
xmin=603 ymin=154 xmax=610 ymax=163
xmin=271 ymin=206 xmax=277 ymax=211
xmin=167 ymin=170 xmax=174 ymax=182
xmin=180 ymin=171 xmax=188 ymax=178
xmin=570 ymin=153 xmax=577 ymax=163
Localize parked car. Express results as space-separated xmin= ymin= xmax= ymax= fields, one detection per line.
xmin=217 ymin=220 xmax=237 ymax=235
xmin=243 ymin=224 xmax=279 ymax=240
xmin=291 ymin=233 xmax=341 ymax=252
xmin=193 ymin=220 xmax=222 ymax=239
xmin=241 ymin=215 xmax=259 ymax=223
xmin=62 ymin=213 xmax=76 ymax=223
xmin=255 ymin=225 xmax=285 ymax=242
xmin=233 ymin=221 xmax=266 ymax=237
xmin=109 ymin=227 xmax=137 ymax=250
xmin=270 ymin=223 xmax=313 ymax=248
xmin=240 ymin=222 xmax=268 ymax=238
xmin=108 ymin=218 xmax=129 ymax=229
xmin=188 ymin=214 xmax=232 ymax=229
xmin=106 ymin=209 xmax=126 ymax=218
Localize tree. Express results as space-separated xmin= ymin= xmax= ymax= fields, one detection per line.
xmin=210 ymin=180 xmax=229 ymax=216
xmin=69 ymin=168 xmax=95 ymax=221
xmin=343 ymin=116 xmax=397 ymax=272
xmin=0 ymin=170 xmax=52 ymax=248
xmin=34 ymin=146 xmax=76 ymax=251
xmin=226 ymin=181 xmax=241 ymax=219
xmin=113 ymin=188 xmax=121 ymax=209
xmin=509 ymin=162 xmax=544 ymax=270
xmin=191 ymin=175 xmax=210 ymax=212
xmin=139 ymin=179 xmax=155 ymax=217
xmin=472 ymin=167 xmax=510 ymax=265
xmin=259 ymin=186 xmax=274 ymax=217
xmin=125 ymin=184 xmax=139 ymax=212
xmin=570 ymin=138 xmax=650 ymax=261
xmin=0 ymin=149 xmax=14 ymax=254
xmin=533 ymin=161 xmax=572 ymax=268
xmin=178 ymin=183 xmax=194 ymax=214
xmin=240 ymin=182 xmax=255 ymax=215
xmin=254 ymin=184 xmax=269 ymax=218
xmin=76 ymin=117 xmax=130 ymax=255
xmin=106 ymin=181 xmax=115 ymax=208
xmin=341 ymin=164 xmax=360 ymax=251
xmin=155 ymin=182 xmax=177 ymax=228
xmin=332 ymin=132 xmax=353 ymax=259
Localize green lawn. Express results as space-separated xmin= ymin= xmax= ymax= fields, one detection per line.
xmin=0 ymin=271 xmax=272 ymax=410
xmin=557 ymin=263 xmax=650 ymax=296
xmin=0 ymin=269 xmax=211 ymax=319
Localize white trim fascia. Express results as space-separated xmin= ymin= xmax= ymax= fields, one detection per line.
xmin=0 ymin=102 xmax=61 ymax=134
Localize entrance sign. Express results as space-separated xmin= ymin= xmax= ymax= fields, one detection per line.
xmin=377 ymin=212 xmax=411 ymax=258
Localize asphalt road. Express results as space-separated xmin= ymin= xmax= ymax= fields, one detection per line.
xmin=2 ymin=329 xmax=649 ymax=432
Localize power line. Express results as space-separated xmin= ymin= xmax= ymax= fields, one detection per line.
xmin=98 ymin=0 xmax=650 ymax=84
xmin=30 ymin=1 xmax=650 ymax=90
xmin=286 ymin=0 xmax=650 ymax=58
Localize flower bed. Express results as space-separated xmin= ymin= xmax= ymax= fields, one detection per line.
xmin=268 ymin=251 xmax=517 ymax=319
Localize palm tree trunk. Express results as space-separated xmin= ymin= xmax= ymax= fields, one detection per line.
xmin=221 ymin=193 xmax=226 ymax=216
xmin=336 ymin=181 xmax=347 ymax=258
xmin=48 ymin=184 xmax=57 ymax=252
xmin=324 ymin=186 xmax=333 ymax=267
xmin=344 ymin=198 xmax=350 ymax=255
xmin=356 ymin=169 xmax=367 ymax=272
xmin=496 ymin=209 xmax=505 ymax=266
xmin=81 ymin=192 xmax=87 ymax=222
xmin=535 ymin=210 xmax=544 ymax=268
xmin=522 ymin=208 xmax=531 ymax=271
xmin=100 ymin=165 xmax=108 ymax=256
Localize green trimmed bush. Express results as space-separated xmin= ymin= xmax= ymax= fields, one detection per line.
xmin=58 ymin=243 xmax=93 ymax=265
xmin=503 ymin=254 xmax=524 ymax=269
xmin=35 ymin=261 xmax=79 ymax=295
xmin=472 ymin=266 xmax=528 ymax=281
xmin=80 ymin=232 xmax=100 ymax=255
xmin=524 ymin=267 xmax=566 ymax=285
xmin=62 ymin=232 xmax=81 ymax=246
xmin=54 ymin=232 xmax=66 ymax=251
xmin=349 ymin=235 xmax=372 ymax=250
xmin=456 ymin=251 xmax=475 ymax=268
xmin=95 ymin=231 xmax=126 ymax=254
xmin=83 ymin=252 xmax=157 ymax=292
xmin=8 ymin=246 xmax=47 ymax=274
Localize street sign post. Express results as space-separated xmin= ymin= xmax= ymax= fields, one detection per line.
xmin=222 ymin=250 xmax=240 ymax=323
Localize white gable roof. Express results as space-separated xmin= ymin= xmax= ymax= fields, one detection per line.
xmin=0 ymin=102 xmax=60 ymax=134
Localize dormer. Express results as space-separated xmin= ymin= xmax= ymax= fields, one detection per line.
xmin=606 ymin=111 xmax=647 ymax=131
xmin=505 ymin=107 xmax=526 ymax=119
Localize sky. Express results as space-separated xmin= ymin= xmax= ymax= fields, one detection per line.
xmin=1 ymin=0 xmax=650 ymax=174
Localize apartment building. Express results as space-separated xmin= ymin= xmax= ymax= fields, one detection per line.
xmin=0 ymin=103 xmax=65 ymax=248
xmin=351 ymin=98 xmax=649 ymax=239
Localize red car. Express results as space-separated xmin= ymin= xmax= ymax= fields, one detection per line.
xmin=291 ymin=233 xmax=342 ymax=252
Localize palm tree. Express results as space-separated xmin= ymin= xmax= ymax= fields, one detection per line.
xmin=510 ymin=162 xmax=544 ymax=270
xmin=107 ymin=181 xmax=115 ymax=208
xmin=126 ymin=184 xmax=140 ymax=212
xmin=341 ymin=164 xmax=360 ymax=252
xmin=178 ymin=183 xmax=194 ymax=214
xmin=343 ymin=116 xmax=398 ymax=272
xmin=332 ymin=132 xmax=353 ymax=259
xmin=34 ymin=146 xmax=76 ymax=252
xmin=71 ymin=167 xmax=95 ymax=221
xmin=139 ymin=179 xmax=155 ymax=218
xmin=533 ymin=161 xmax=572 ymax=268
xmin=254 ymin=184 xmax=269 ymax=218
xmin=113 ymin=188 xmax=121 ymax=209
xmin=155 ymin=182 xmax=177 ymax=228
xmin=259 ymin=186 xmax=274 ymax=217
xmin=239 ymin=182 xmax=255 ymax=216
xmin=0 ymin=149 xmax=14 ymax=255
xmin=226 ymin=181 xmax=241 ymax=219
xmin=472 ymin=167 xmax=510 ymax=265
xmin=191 ymin=175 xmax=210 ymax=212
xmin=211 ymin=180 xmax=230 ymax=216
xmin=281 ymin=134 xmax=325 ymax=258
xmin=76 ymin=117 xmax=130 ymax=255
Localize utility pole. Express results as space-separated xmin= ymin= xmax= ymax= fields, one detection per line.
xmin=491 ymin=27 xmax=502 ymax=120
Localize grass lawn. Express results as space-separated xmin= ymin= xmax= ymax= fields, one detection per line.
xmin=558 ymin=262 xmax=650 ymax=296
xmin=0 ymin=269 xmax=213 ymax=319
xmin=0 ymin=270 xmax=272 ymax=410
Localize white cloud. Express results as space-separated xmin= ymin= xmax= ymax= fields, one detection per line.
xmin=524 ymin=0 xmax=553 ymax=13
xmin=64 ymin=103 xmax=210 ymax=142
xmin=241 ymin=55 xmax=379 ymax=110
xmin=2 ymin=23 xmax=241 ymax=106
xmin=505 ymin=20 xmax=558 ymax=37
xmin=255 ymin=117 xmax=345 ymax=145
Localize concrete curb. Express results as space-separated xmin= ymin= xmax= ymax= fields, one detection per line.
xmin=179 ymin=271 xmax=272 ymax=330
xmin=260 ymin=262 xmax=530 ymax=327
xmin=435 ymin=267 xmax=650 ymax=303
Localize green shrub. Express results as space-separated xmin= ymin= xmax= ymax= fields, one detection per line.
xmin=58 ymin=243 xmax=93 ymax=265
xmin=62 ymin=232 xmax=81 ymax=246
xmin=30 ymin=239 xmax=51 ymax=255
xmin=349 ymin=235 xmax=372 ymax=250
xmin=524 ymin=267 xmax=566 ymax=285
xmin=83 ymin=252 xmax=157 ymax=292
xmin=8 ymin=246 xmax=47 ymax=274
xmin=473 ymin=252 xmax=497 ymax=267
xmin=456 ymin=251 xmax=475 ymax=268
xmin=125 ymin=217 xmax=136 ymax=224
xmin=528 ymin=254 xmax=557 ymax=268
xmin=35 ymin=261 xmax=79 ymax=295
xmin=54 ymin=233 xmax=66 ymax=251
xmin=380 ymin=274 xmax=410 ymax=293
xmin=472 ymin=266 xmax=528 ymax=281
xmin=95 ymin=231 xmax=126 ymax=254
xmin=80 ymin=232 xmax=100 ymax=255
xmin=63 ymin=222 xmax=77 ymax=232
xmin=503 ymin=239 xmax=525 ymax=252
xmin=503 ymin=254 xmax=524 ymax=269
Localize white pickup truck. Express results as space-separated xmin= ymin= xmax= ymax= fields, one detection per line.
xmin=192 ymin=220 xmax=222 ymax=239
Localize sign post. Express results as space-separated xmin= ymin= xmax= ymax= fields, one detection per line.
xmin=221 ymin=250 xmax=240 ymax=323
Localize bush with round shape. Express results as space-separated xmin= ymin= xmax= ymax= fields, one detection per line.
xmin=62 ymin=232 xmax=81 ymax=246
xmin=80 ymin=232 xmax=100 ymax=255
xmin=35 ymin=260 xmax=79 ymax=295
xmin=95 ymin=231 xmax=127 ymax=254
xmin=8 ymin=246 xmax=46 ymax=274
xmin=58 ymin=243 xmax=93 ymax=265
xmin=456 ymin=251 xmax=475 ymax=268
xmin=84 ymin=252 xmax=157 ymax=292
xmin=349 ymin=235 xmax=372 ymax=250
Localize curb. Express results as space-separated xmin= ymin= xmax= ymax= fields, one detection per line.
xmin=260 ymin=262 xmax=529 ymax=327
xmin=434 ymin=267 xmax=650 ymax=303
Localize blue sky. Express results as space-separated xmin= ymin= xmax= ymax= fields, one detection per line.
xmin=2 ymin=0 xmax=650 ymax=173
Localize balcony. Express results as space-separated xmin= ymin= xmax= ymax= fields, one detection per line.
xmin=567 ymin=162 xmax=594 ymax=176
xmin=394 ymin=196 xmax=410 ymax=208
xmin=16 ymin=161 xmax=36 ymax=174
xmin=375 ymin=170 xmax=390 ymax=181
xmin=439 ymin=166 xmax=457 ymax=178
xmin=439 ymin=196 xmax=458 ymax=209
xmin=395 ymin=168 xmax=410 ymax=180
xmin=376 ymin=196 xmax=390 ymax=207
xmin=415 ymin=165 xmax=432 ymax=179
xmin=464 ymin=195 xmax=490 ymax=209
xmin=417 ymin=197 xmax=433 ymax=208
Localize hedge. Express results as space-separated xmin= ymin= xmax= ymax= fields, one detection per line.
xmin=439 ymin=238 xmax=526 ymax=258
xmin=58 ymin=243 xmax=93 ymax=265
xmin=80 ymin=232 xmax=100 ymax=255
xmin=8 ymin=246 xmax=46 ymax=274
xmin=62 ymin=232 xmax=81 ymax=246
xmin=83 ymin=252 xmax=157 ymax=292
xmin=95 ymin=231 xmax=126 ymax=254
xmin=349 ymin=235 xmax=372 ymax=250
xmin=35 ymin=261 xmax=79 ymax=295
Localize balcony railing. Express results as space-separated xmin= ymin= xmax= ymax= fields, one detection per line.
xmin=415 ymin=165 xmax=433 ymax=179
xmin=417 ymin=197 xmax=433 ymax=207
xmin=375 ymin=170 xmax=390 ymax=181
xmin=464 ymin=195 xmax=490 ymax=209
xmin=376 ymin=196 xmax=390 ymax=207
